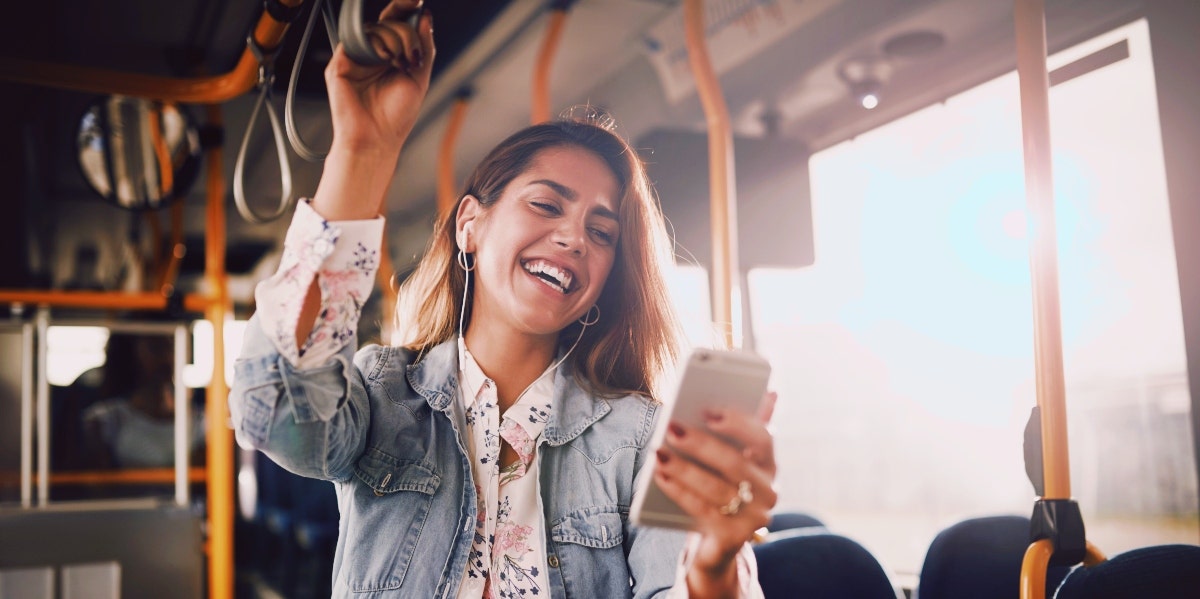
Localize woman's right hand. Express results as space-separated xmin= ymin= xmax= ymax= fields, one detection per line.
xmin=325 ymin=0 xmax=435 ymax=155
xmin=311 ymin=0 xmax=435 ymax=221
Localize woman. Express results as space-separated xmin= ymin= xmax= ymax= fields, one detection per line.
xmin=230 ymin=1 xmax=777 ymax=596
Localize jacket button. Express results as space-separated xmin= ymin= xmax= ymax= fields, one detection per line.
xmin=547 ymin=555 xmax=560 ymax=568
xmin=373 ymin=489 xmax=384 ymax=497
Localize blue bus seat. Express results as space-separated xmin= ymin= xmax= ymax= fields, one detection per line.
xmin=290 ymin=474 xmax=340 ymax=598
xmin=916 ymin=515 xmax=1069 ymax=599
xmin=1053 ymin=544 xmax=1200 ymax=599
xmin=755 ymin=529 xmax=902 ymax=599
xmin=767 ymin=511 xmax=826 ymax=533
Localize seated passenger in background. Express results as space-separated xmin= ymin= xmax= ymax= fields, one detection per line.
xmin=82 ymin=333 xmax=205 ymax=469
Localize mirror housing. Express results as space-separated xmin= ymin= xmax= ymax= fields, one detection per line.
xmin=76 ymin=96 xmax=201 ymax=210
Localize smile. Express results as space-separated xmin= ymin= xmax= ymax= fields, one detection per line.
xmin=522 ymin=259 xmax=575 ymax=294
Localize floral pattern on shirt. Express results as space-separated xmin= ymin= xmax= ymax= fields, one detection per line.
xmin=254 ymin=199 xmax=384 ymax=370
xmin=497 ymin=420 xmax=535 ymax=486
xmin=492 ymin=498 xmax=541 ymax=598
xmin=457 ymin=349 xmax=554 ymax=599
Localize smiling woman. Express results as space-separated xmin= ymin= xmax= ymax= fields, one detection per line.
xmin=227 ymin=1 xmax=777 ymax=597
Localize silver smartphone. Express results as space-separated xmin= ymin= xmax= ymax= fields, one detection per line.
xmin=630 ymin=347 xmax=772 ymax=530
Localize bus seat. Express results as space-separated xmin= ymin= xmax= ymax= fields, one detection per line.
xmin=291 ymin=475 xmax=340 ymax=599
xmin=755 ymin=529 xmax=902 ymax=599
xmin=767 ymin=511 xmax=825 ymax=533
xmin=255 ymin=451 xmax=295 ymax=536
xmin=1052 ymin=544 xmax=1200 ymax=599
xmin=916 ymin=515 xmax=1069 ymax=599
xmin=291 ymin=474 xmax=338 ymax=551
xmin=253 ymin=452 xmax=297 ymax=590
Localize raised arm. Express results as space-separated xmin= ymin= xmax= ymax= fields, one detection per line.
xmin=296 ymin=0 xmax=436 ymax=346
xmin=230 ymin=0 xmax=435 ymax=480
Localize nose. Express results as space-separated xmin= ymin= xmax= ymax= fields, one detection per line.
xmin=551 ymin=219 xmax=587 ymax=255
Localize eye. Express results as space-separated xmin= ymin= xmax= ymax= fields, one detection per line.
xmin=530 ymin=200 xmax=561 ymax=215
xmin=589 ymin=227 xmax=616 ymax=246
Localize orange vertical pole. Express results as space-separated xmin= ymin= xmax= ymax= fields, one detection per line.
xmin=683 ymin=0 xmax=738 ymax=350
xmin=532 ymin=7 xmax=569 ymax=124
xmin=437 ymin=92 xmax=472 ymax=216
xmin=1014 ymin=0 xmax=1071 ymax=506
xmin=376 ymin=235 xmax=398 ymax=343
xmin=1014 ymin=0 xmax=1098 ymax=595
xmin=204 ymin=104 xmax=234 ymax=599
xmin=160 ymin=199 xmax=187 ymax=295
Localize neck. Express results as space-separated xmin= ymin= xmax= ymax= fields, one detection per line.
xmin=463 ymin=326 xmax=558 ymax=411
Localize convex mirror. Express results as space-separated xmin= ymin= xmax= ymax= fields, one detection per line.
xmin=77 ymin=96 xmax=201 ymax=210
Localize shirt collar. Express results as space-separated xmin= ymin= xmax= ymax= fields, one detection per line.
xmin=407 ymin=338 xmax=612 ymax=445
xmin=458 ymin=341 xmax=556 ymax=439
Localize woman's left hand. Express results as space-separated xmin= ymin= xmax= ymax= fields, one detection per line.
xmin=653 ymin=392 xmax=778 ymax=592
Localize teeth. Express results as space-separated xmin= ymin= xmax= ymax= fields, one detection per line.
xmin=523 ymin=260 xmax=573 ymax=293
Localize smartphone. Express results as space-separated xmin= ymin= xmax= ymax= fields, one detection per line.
xmin=630 ymin=347 xmax=772 ymax=530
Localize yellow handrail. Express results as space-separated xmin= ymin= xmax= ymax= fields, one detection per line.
xmin=377 ymin=234 xmax=399 ymax=343
xmin=438 ymin=93 xmax=472 ymax=216
xmin=203 ymin=103 xmax=235 ymax=599
xmin=0 ymin=467 xmax=209 ymax=486
xmin=1013 ymin=0 xmax=1103 ymax=595
xmin=532 ymin=7 xmax=569 ymax=124
xmin=1020 ymin=539 xmax=1054 ymax=599
xmin=0 ymin=290 xmax=211 ymax=312
xmin=1015 ymin=0 xmax=1070 ymax=504
xmin=0 ymin=0 xmax=304 ymax=103
xmin=683 ymin=0 xmax=738 ymax=350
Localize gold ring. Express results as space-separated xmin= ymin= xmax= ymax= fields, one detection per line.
xmin=719 ymin=480 xmax=754 ymax=516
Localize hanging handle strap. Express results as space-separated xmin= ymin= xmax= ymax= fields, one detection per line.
xmin=285 ymin=0 xmax=339 ymax=162
xmin=233 ymin=36 xmax=295 ymax=224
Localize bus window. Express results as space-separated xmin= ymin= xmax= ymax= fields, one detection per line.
xmin=749 ymin=18 xmax=1197 ymax=580
xmin=664 ymin=264 xmax=716 ymax=350
xmin=46 ymin=326 xmax=109 ymax=387
xmin=184 ymin=319 xmax=248 ymax=389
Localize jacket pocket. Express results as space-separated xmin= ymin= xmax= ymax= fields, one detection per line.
xmin=551 ymin=506 xmax=625 ymax=549
xmin=345 ymin=448 xmax=441 ymax=593
xmin=353 ymin=447 xmax=441 ymax=495
xmin=549 ymin=507 xmax=630 ymax=598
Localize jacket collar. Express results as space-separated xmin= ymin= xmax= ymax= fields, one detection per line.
xmin=406 ymin=338 xmax=610 ymax=446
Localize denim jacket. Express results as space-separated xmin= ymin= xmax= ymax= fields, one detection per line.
xmin=230 ymin=315 xmax=688 ymax=598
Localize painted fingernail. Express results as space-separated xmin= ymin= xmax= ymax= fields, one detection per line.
xmin=668 ymin=422 xmax=685 ymax=439
xmin=656 ymin=448 xmax=671 ymax=463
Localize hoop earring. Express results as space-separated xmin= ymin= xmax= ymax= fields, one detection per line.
xmin=578 ymin=304 xmax=600 ymax=326
xmin=456 ymin=249 xmax=475 ymax=272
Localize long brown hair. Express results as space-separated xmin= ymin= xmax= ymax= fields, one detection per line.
xmin=392 ymin=113 xmax=682 ymax=399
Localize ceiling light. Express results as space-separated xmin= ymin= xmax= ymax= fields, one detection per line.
xmin=838 ymin=57 xmax=892 ymax=110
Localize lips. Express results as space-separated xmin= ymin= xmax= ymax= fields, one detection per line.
xmin=521 ymin=259 xmax=575 ymax=294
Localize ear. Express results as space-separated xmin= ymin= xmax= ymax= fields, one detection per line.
xmin=455 ymin=195 xmax=481 ymax=252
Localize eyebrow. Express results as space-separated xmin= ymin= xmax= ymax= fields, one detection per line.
xmin=529 ymin=179 xmax=620 ymax=223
